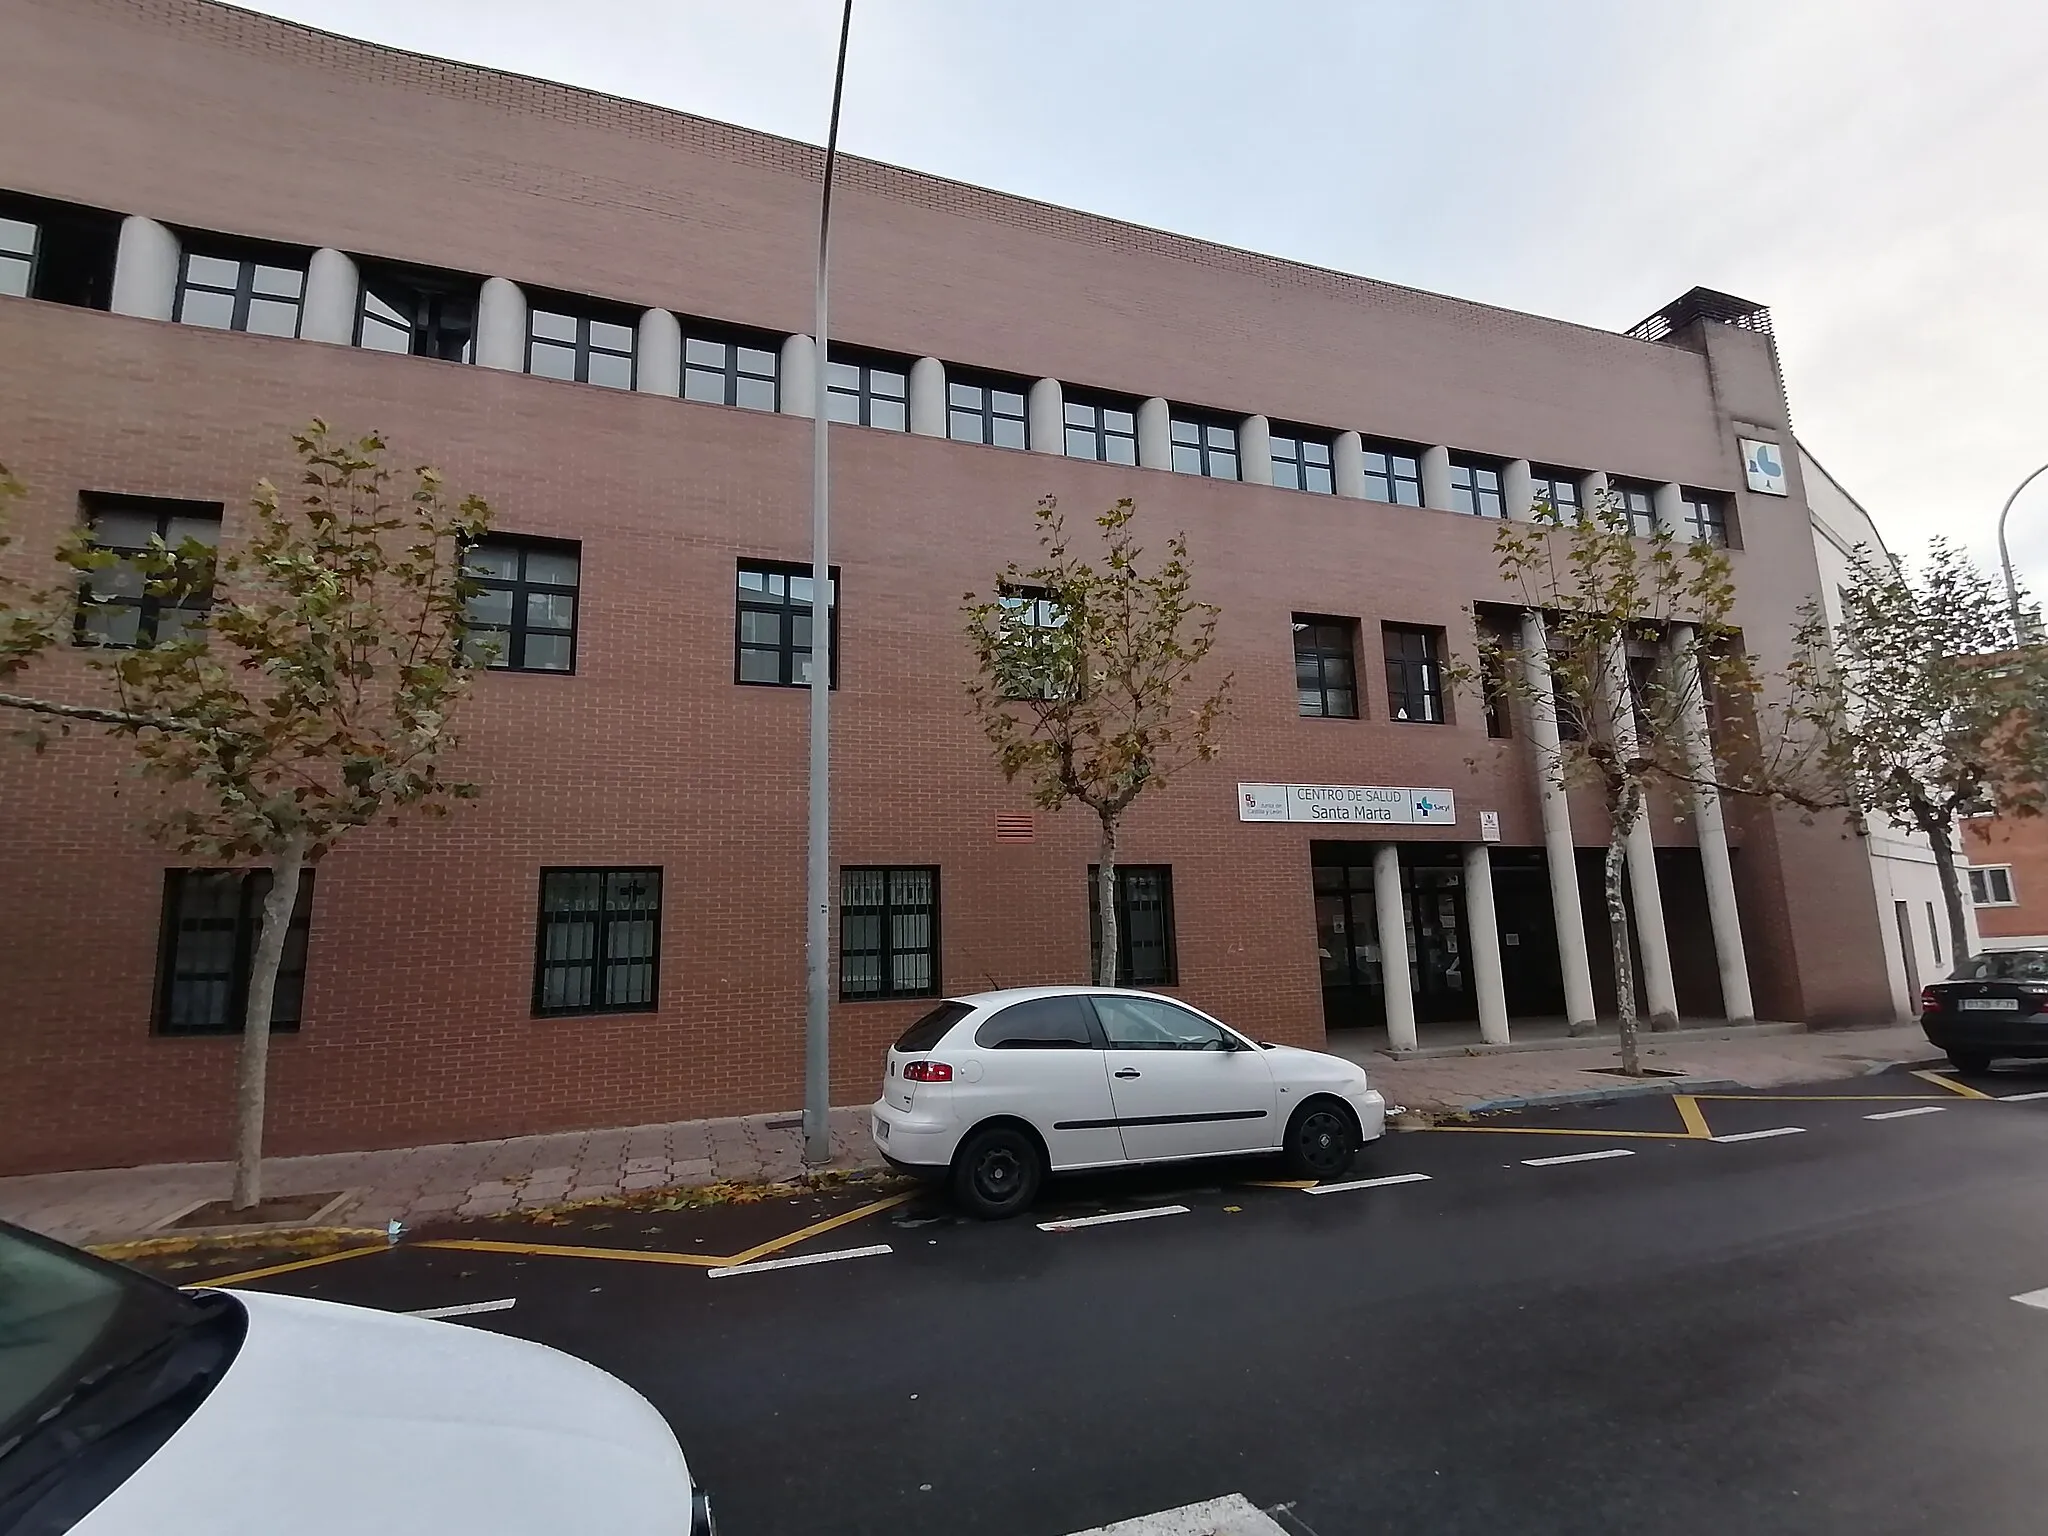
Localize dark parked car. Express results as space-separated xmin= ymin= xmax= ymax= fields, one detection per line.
xmin=1920 ymin=949 xmax=2048 ymax=1072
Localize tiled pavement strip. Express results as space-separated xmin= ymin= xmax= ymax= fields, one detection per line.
xmin=0 ymin=1023 xmax=1939 ymax=1247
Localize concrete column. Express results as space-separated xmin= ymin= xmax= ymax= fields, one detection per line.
xmin=635 ymin=308 xmax=681 ymax=396
xmin=1519 ymin=609 xmax=1599 ymax=1033
xmin=1028 ymin=377 xmax=1064 ymax=454
xmin=474 ymin=277 xmax=528 ymax=372
xmin=1672 ymin=622 xmax=1756 ymax=1023
xmin=1421 ymin=444 xmax=1455 ymax=511
xmin=1237 ymin=414 xmax=1273 ymax=487
xmin=1462 ymin=843 xmax=1511 ymax=1045
xmin=1502 ymin=458 xmax=1535 ymax=521
xmin=908 ymin=356 xmax=946 ymax=437
xmin=1333 ymin=431 xmax=1366 ymax=499
xmin=1372 ymin=843 xmax=1418 ymax=1052
xmin=778 ymin=333 xmax=817 ymax=419
xmin=300 ymin=247 xmax=359 ymax=345
xmin=1579 ymin=469 xmax=1610 ymax=523
xmin=110 ymin=215 xmax=179 ymax=320
xmin=1602 ymin=639 xmax=1681 ymax=1030
xmin=1137 ymin=397 xmax=1172 ymax=470
xmin=1653 ymin=481 xmax=1686 ymax=537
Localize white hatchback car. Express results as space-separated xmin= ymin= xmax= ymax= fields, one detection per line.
xmin=870 ymin=986 xmax=1387 ymax=1218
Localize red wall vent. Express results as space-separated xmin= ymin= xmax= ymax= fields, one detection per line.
xmin=994 ymin=814 xmax=1035 ymax=843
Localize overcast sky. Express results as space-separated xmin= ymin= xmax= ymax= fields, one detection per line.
xmin=239 ymin=0 xmax=2048 ymax=591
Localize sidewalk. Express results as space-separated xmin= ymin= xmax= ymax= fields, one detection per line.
xmin=0 ymin=1023 xmax=1939 ymax=1247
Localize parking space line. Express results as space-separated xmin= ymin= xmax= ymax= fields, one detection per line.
xmin=1673 ymin=1095 xmax=1713 ymax=1139
xmin=408 ymin=1297 xmax=517 ymax=1319
xmin=717 ymin=1192 xmax=918 ymax=1267
xmin=203 ymin=1244 xmax=391 ymax=1288
xmin=707 ymin=1243 xmax=892 ymax=1279
xmin=2012 ymin=1287 xmax=2048 ymax=1311
xmin=1711 ymin=1126 xmax=1807 ymax=1143
xmin=2000 ymin=1090 xmax=2048 ymax=1102
xmin=419 ymin=1237 xmax=728 ymax=1267
xmin=1425 ymin=1125 xmax=1697 ymax=1140
xmin=1522 ymin=1148 xmax=1636 ymax=1167
xmin=1866 ymin=1105 xmax=1948 ymax=1120
xmin=1038 ymin=1204 xmax=1190 ymax=1232
xmin=1305 ymin=1172 xmax=1432 ymax=1196
xmin=1912 ymin=1069 xmax=1995 ymax=1100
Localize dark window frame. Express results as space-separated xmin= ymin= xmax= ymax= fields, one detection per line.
xmin=946 ymin=369 xmax=1031 ymax=450
xmin=173 ymin=240 xmax=308 ymax=337
xmin=1448 ymin=456 xmax=1506 ymax=518
xmin=532 ymin=866 xmax=664 ymax=1018
xmin=525 ymin=298 xmax=638 ymax=389
xmin=1270 ymin=426 xmax=1335 ymax=494
xmin=1681 ymin=488 xmax=1731 ymax=547
xmin=153 ymin=868 xmax=315 ymax=1037
xmin=1088 ymin=864 xmax=1179 ymax=988
xmin=825 ymin=350 xmax=910 ymax=431
xmin=1293 ymin=614 xmax=1361 ymax=720
xmin=995 ymin=582 xmax=1070 ymax=701
xmin=1529 ymin=467 xmax=1583 ymax=522
xmin=1062 ymin=391 xmax=1141 ymax=465
xmin=1168 ymin=409 xmax=1241 ymax=480
xmin=72 ymin=493 xmax=222 ymax=650
xmin=682 ymin=321 xmax=781 ymax=411
xmin=839 ymin=865 xmax=942 ymax=1001
xmin=353 ymin=259 xmax=479 ymax=363
xmin=735 ymin=558 xmax=841 ymax=689
xmin=0 ymin=191 xmax=120 ymax=310
xmin=462 ymin=535 xmax=581 ymax=674
xmin=1361 ymin=439 xmax=1425 ymax=506
xmin=1610 ymin=479 xmax=1660 ymax=539
xmin=1383 ymin=623 xmax=1447 ymax=724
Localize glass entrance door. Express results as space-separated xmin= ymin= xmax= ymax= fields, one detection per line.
xmin=1314 ymin=862 xmax=1383 ymax=1029
xmin=1406 ymin=864 xmax=1472 ymax=1022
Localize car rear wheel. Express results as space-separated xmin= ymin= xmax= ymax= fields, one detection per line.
xmin=1285 ymin=1100 xmax=1358 ymax=1180
xmin=949 ymin=1124 xmax=1043 ymax=1220
xmin=1947 ymin=1050 xmax=1994 ymax=1075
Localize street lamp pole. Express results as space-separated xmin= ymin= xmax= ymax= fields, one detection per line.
xmin=804 ymin=0 xmax=854 ymax=1167
xmin=1995 ymin=460 xmax=2048 ymax=643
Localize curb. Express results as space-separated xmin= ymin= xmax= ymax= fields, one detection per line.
xmin=1433 ymin=1076 xmax=1744 ymax=1118
xmin=1383 ymin=1022 xmax=1804 ymax=1061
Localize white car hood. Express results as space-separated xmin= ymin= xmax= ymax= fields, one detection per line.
xmin=1262 ymin=1042 xmax=1372 ymax=1087
xmin=73 ymin=1289 xmax=695 ymax=1536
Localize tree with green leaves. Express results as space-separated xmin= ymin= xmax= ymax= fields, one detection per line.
xmin=965 ymin=496 xmax=1231 ymax=986
xmin=1811 ymin=540 xmax=2048 ymax=971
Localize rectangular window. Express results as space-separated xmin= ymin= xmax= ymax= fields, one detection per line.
xmin=1169 ymin=411 xmax=1239 ymax=480
xmin=1529 ymin=467 xmax=1582 ymax=522
xmin=996 ymin=584 xmax=1069 ymax=700
xmin=355 ymin=261 xmax=478 ymax=362
xmin=840 ymin=866 xmax=940 ymax=1000
xmin=826 ymin=353 xmax=908 ymax=430
xmin=1063 ymin=393 xmax=1140 ymax=464
xmin=1449 ymin=457 xmax=1505 ymax=518
xmin=1270 ymin=428 xmax=1335 ymax=494
xmin=1682 ymin=489 xmax=1730 ymax=547
xmin=683 ymin=326 xmax=780 ymax=411
xmin=0 ymin=194 xmax=121 ymax=310
xmin=1478 ymin=617 xmax=1516 ymax=739
xmin=74 ymin=494 xmax=221 ymax=649
xmin=1362 ymin=440 xmax=1424 ymax=506
xmin=736 ymin=559 xmax=839 ymax=688
xmin=1293 ymin=615 xmax=1359 ymax=719
xmin=176 ymin=246 xmax=306 ymax=337
xmin=527 ymin=302 xmax=636 ymax=389
xmin=1969 ymin=866 xmax=2017 ymax=906
xmin=462 ymin=537 xmax=579 ymax=673
xmin=154 ymin=868 xmax=314 ymax=1036
xmin=1611 ymin=479 xmax=1659 ymax=538
xmin=1088 ymin=865 xmax=1178 ymax=987
xmin=0 ymin=214 xmax=34 ymax=298
xmin=946 ymin=373 xmax=1029 ymax=449
xmin=534 ymin=868 xmax=662 ymax=1017
xmin=1383 ymin=624 xmax=1446 ymax=723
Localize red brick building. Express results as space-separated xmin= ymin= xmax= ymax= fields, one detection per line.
xmin=1965 ymin=814 xmax=2048 ymax=951
xmin=0 ymin=0 xmax=1894 ymax=1175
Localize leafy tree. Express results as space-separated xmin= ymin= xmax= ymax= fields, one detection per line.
xmin=965 ymin=496 xmax=1230 ymax=985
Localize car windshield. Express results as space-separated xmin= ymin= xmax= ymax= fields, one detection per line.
xmin=1952 ymin=950 xmax=2048 ymax=981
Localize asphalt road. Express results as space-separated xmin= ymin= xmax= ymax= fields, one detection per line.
xmin=189 ymin=1063 xmax=2048 ymax=1535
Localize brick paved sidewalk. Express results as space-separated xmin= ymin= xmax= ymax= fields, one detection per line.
xmin=0 ymin=1022 xmax=1938 ymax=1247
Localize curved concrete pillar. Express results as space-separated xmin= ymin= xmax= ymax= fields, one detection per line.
xmin=1602 ymin=638 xmax=1680 ymax=1030
xmin=1463 ymin=843 xmax=1511 ymax=1045
xmin=110 ymin=215 xmax=179 ymax=321
xmin=779 ymin=333 xmax=817 ymax=419
xmin=636 ymin=308 xmax=682 ymax=396
xmin=1579 ymin=469 xmax=1610 ymax=523
xmin=1653 ymin=481 xmax=1686 ymax=538
xmin=1373 ymin=843 xmax=1418 ymax=1053
xmin=1672 ymin=622 xmax=1755 ymax=1023
xmin=1421 ymin=444 xmax=1455 ymax=511
xmin=1137 ymin=397 xmax=1172 ymax=470
xmin=300 ymin=248 xmax=359 ymax=345
xmin=1237 ymin=415 xmax=1273 ymax=486
xmin=1503 ymin=458 xmax=1535 ymax=521
xmin=1028 ymin=378 xmax=1064 ymax=454
xmin=1333 ymin=431 xmax=1366 ymax=499
xmin=908 ymin=356 xmax=946 ymax=437
xmin=1519 ymin=609 xmax=1599 ymax=1033
xmin=475 ymin=277 xmax=528 ymax=372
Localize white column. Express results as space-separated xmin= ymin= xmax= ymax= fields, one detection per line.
xmin=635 ymin=308 xmax=681 ymax=396
xmin=110 ymin=215 xmax=179 ymax=320
xmin=1463 ymin=843 xmax=1511 ymax=1045
xmin=1028 ymin=377 xmax=1064 ymax=454
xmin=779 ymin=333 xmax=817 ymax=419
xmin=1237 ymin=414 xmax=1272 ymax=486
xmin=1672 ymin=622 xmax=1756 ymax=1023
xmin=1602 ymin=639 xmax=1681 ymax=1030
xmin=1421 ymin=444 xmax=1455 ymax=511
xmin=1653 ymin=481 xmax=1686 ymax=537
xmin=1372 ymin=843 xmax=1418 ymax=1052
xmin=1137 ymin=397 xmax=1172 ymax=470
xmin=1333 ymin=430 xmax=1366 ymax=498
xmin=300 ymin=247 xmax=359 ymax=345
xmin=1502 ymin=458 xmax=1535 ymax=521
xmin=474 ymin=277 xmax=528 ymax=372
xmin=1579 ymin=469 xmax=1610 ymax=522
xmin=1519 ymin=609 xmax=1599 ymax=1033
xmin=908 ymin=356 xmax=946 ymax=437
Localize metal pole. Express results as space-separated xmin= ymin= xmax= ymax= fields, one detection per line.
xmin=1995 ymin=461 xmax=2048 ymax=643
xmin=804 ymin=0 xmax=854 ymax=1167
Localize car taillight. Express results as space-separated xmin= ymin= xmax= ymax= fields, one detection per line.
xmin=901 ymin=1060 xmax=953 ymax=1082
xmin=1921 ymin=987 xmax=1942 ymax=1012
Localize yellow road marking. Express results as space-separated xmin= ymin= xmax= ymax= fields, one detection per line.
xmin=719 ymin=1192 xmax=918 ymax=1266
xmin=1913 ymin=1069 xmax=1995 ymax=1100
xmin=1420 ymin=1125 xmax=1700 ymax=1139
xmin=1244 ymin=1179 xmax=1318 ymax=1190
xmin=418 ymin=1237 xmax=728 ymax=1267
xmin=203 ymin=1245 xmax=391 ymax=1288
xmin=1695 ymin=1093 xmax=1951 ymax=1102
xmin=1672 ymin=1095 xmax=1713 ymax=1140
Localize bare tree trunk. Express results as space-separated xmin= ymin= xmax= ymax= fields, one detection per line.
xmin=1605 ymin=806 xmax=1641 ymax=1077
xmin=231 ymin=833 xmax=307 ymax=1209
xmin=1922 ymin=812 xmax=1972 ymax=974
xmin=1096 ymin=811 xmax=1119 ymax=988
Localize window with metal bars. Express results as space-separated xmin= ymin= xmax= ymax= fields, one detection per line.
xmin=826 ymin=354 xmax=908 ymax=430
xmin=533 ymin=868 xmax=662 ymax=1017
xmin=1362 ymin=441 xmax=1424 ymax=506
xmin=74 ymin=494 xmax=220 ymax=649
xmin=1169 ymin=412 xmax=1239 ymax=479
xmin=1681 ymin=489 xmax=1730 ymax=547
xmin=154 ymin=869 xmax=314 ymax=1036
xmin=683 ymin=327 xmax=779 ymax=411
xmin=1271 ymin=429 xmax=1335 ymax=494
xmin=462 ymin=537 xmax=579 ymax=673
xmin=1449 ymin=457 xmax=1505 ymax=518
xmin=355 ymin=261 xmax=477 ymax=361
xmin=1088 ymin=866 xmax=1178 ymax=987
xmin=1529 ymin=468 xmax=1582 ymax=522
xmin=947 ymin=373 xmax=1029 ymax=449
xmin=1383 ymin=624 xmax=1446 ymax=723
xmin=736 ymin=559 xmax=839 ymax=687
xmin=839 ymin=867 xmax=940 ymax=1000
xmin=176 ymin=246 xmax=306 ymax=337
xmin=1063 ymin=393 xmax=1140 ymax=464
xmin=1293 ymin=615 xmax=1360 ymax=719
xmin=527 ymin=303 xmax=636 ymax=389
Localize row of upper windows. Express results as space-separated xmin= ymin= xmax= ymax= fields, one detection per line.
xmin=0 ymin=190 xmax=1731 ymax=545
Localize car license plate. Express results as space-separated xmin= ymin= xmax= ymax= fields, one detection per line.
xmin=1960 ymin=997 xmax=2020 ymax=1011
xmin=874 ymin=1117 xmax=890 ymax=1140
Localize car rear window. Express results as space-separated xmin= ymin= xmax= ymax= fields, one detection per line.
xmin=894 ymin=1001 xmax=973 ymax=1053
xmin=1953 ymin=950 xmax=2048 ymax=981
xmin=975 ymin=996 xmax=1097 ymax=1049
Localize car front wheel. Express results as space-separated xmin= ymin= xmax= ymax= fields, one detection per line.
xmin=1285 ymin=1100 xmax=1358 ymax=1180
xmin=949 ymin=1124 xmax=1044 ymax=1220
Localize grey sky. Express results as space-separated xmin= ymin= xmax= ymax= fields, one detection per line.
xmin=239 ymin=0 xmax=2048 ymax=590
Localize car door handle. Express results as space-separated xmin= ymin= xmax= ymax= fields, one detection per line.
xmin=1114 ymin=1067 xmax=1142 ymax=1079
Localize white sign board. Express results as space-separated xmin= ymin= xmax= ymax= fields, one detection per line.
xmin=1740 ymin=438 xmax=1788 ymax=496
xmin=1238 ymin=783 xmax=1456 ymax=826
xmin=1479 ymin=811 xmax=1501 ymax=843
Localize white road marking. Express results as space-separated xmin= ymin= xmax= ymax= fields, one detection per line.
xmin=1522 ymin=1148 xmax=1636 ymax=1167
xmin=1306 ymin=1172 xmax=1433 ymax=1195
xmin=706 ymin=1243 xmax=892 ymax=1278
xmin=1999 ymin=1090 xmax=2048 ymax=1102
xmin=1038 ymin=1204 xmax=1190 ymax=1232
xmin=1865 ymin=1105 xmax=1948 ymax=1120
xmin=1061 ymin=1493 xmax=1292 ymax=1535
xmin=2012 ymin=1287 xmax=2048 ymax=1311
xmin=407 ymin=1297 xmax=517 ymax=1319
xmin=1711 ymin=1127 xmax=1808 ymax=1143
